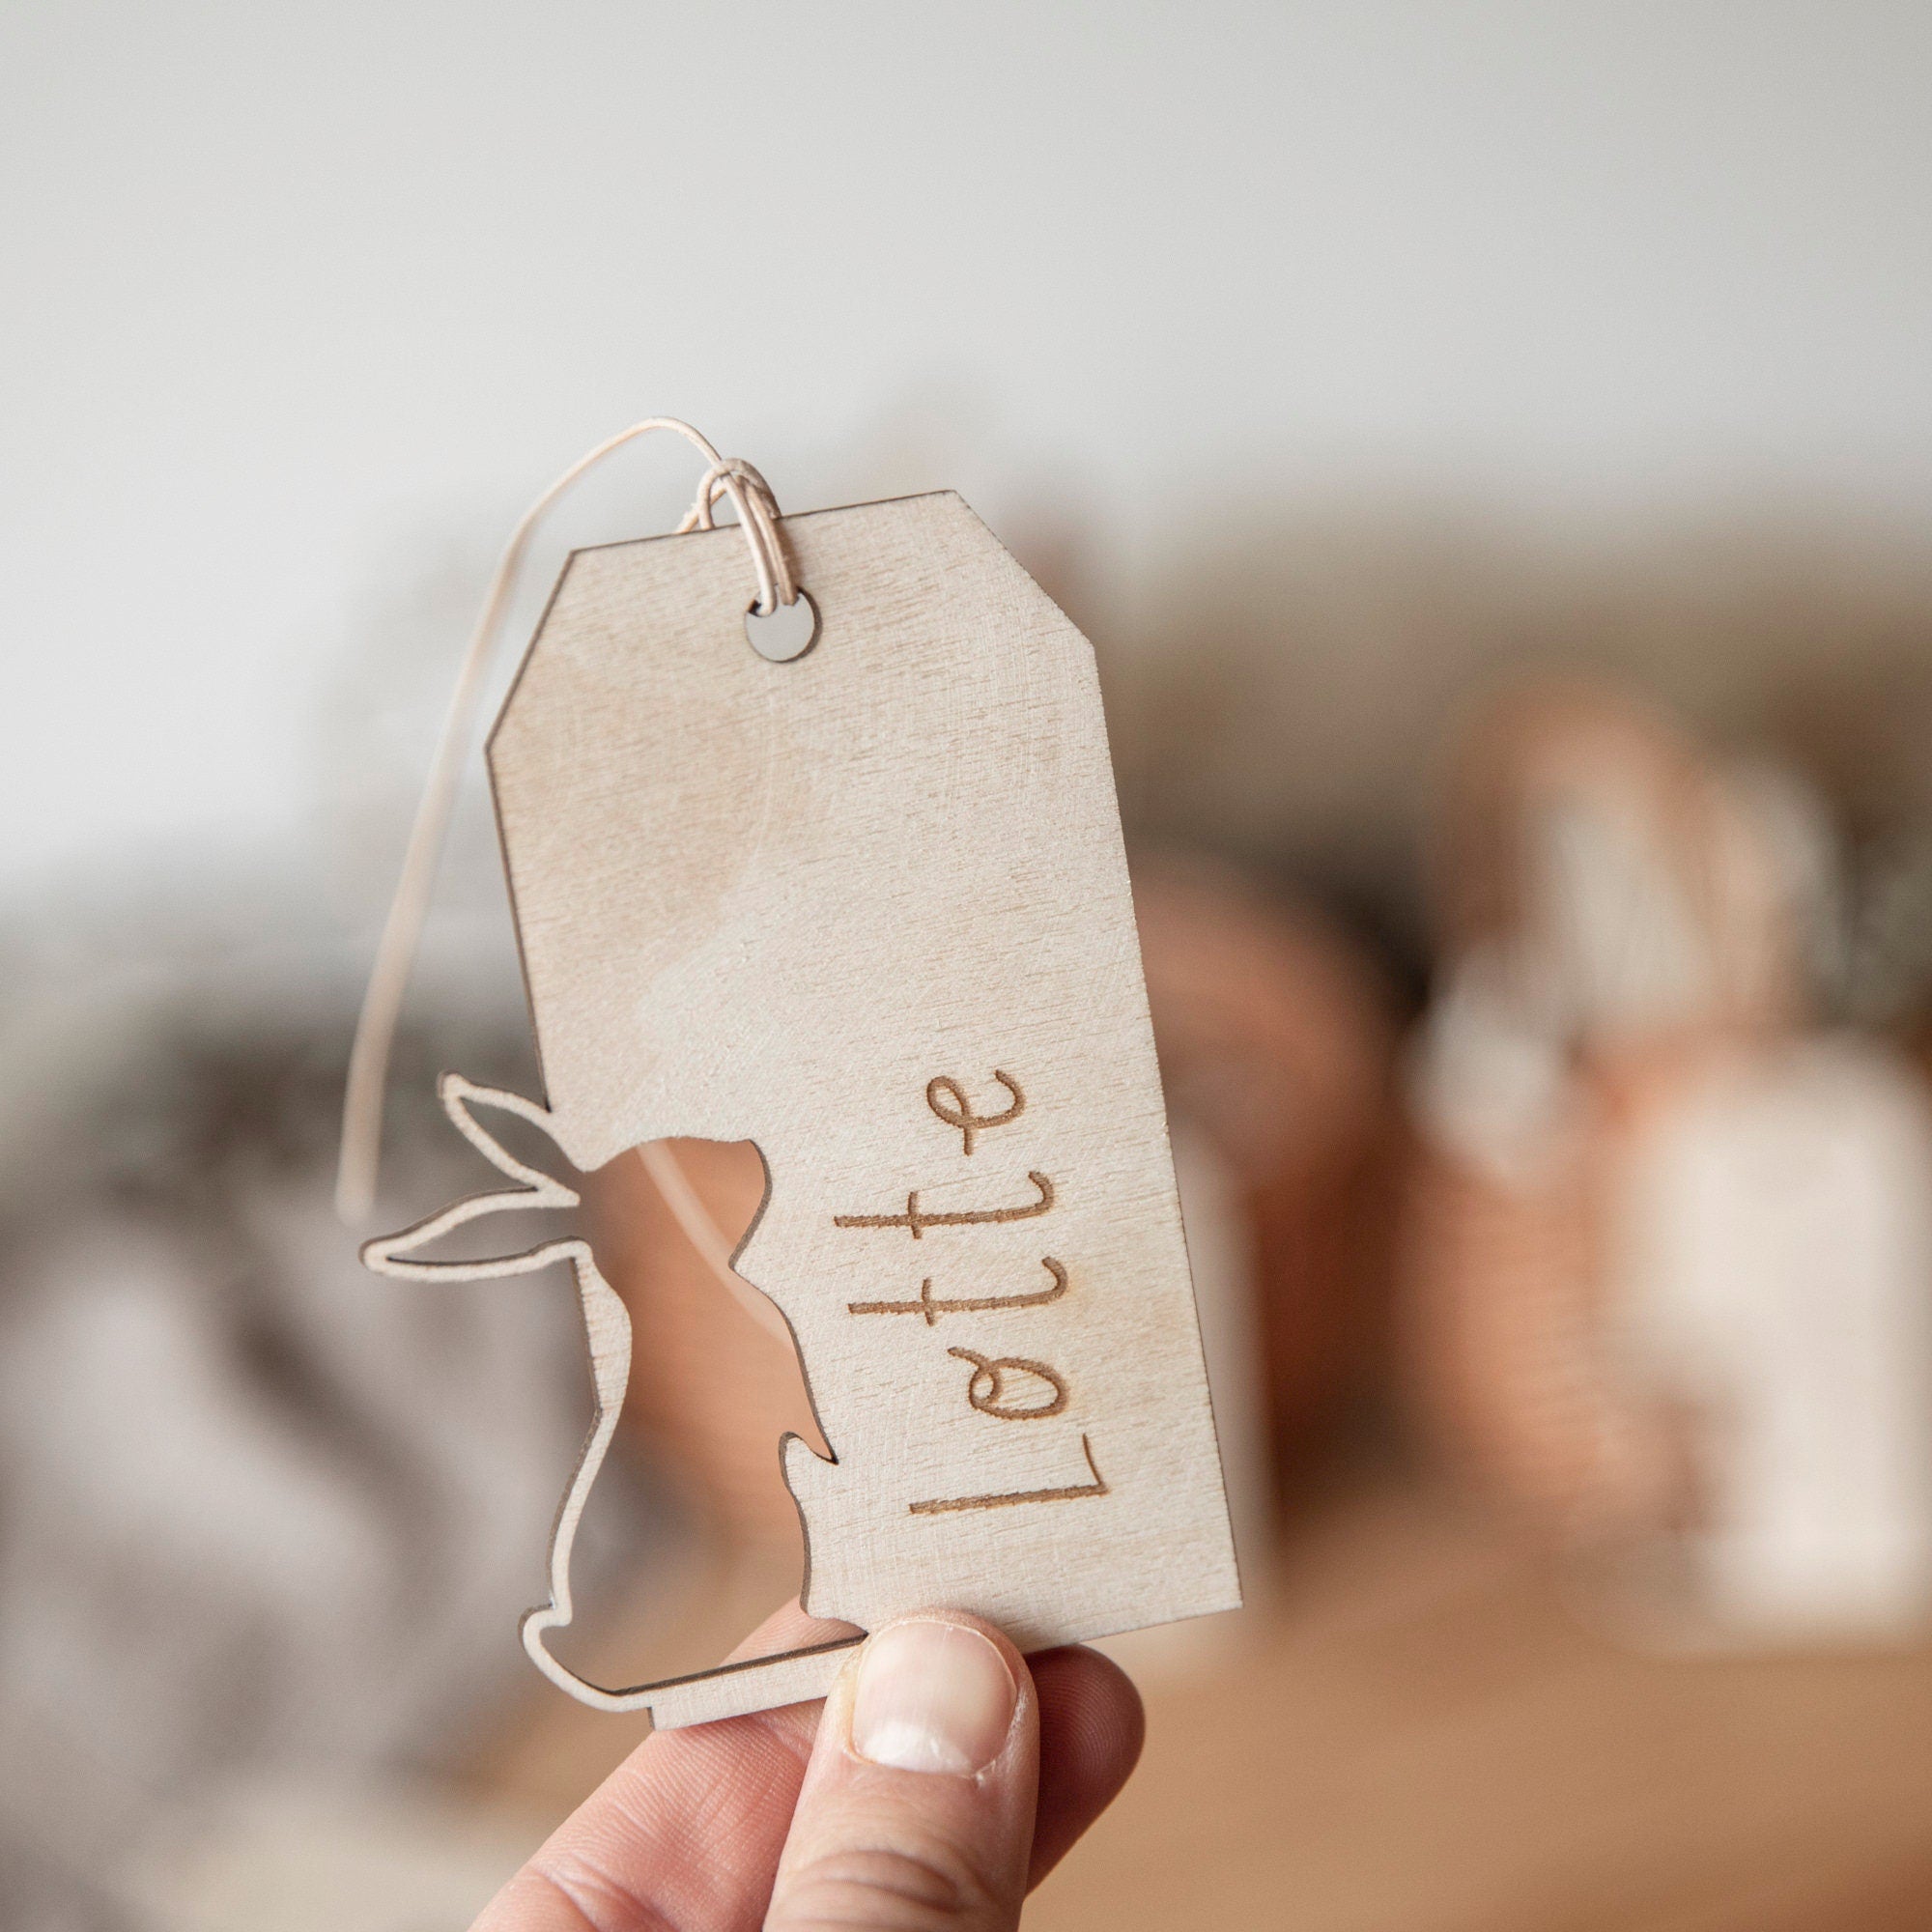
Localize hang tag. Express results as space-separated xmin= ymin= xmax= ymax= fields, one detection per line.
xmin=364 ymin=484 xmax=1238 ymax=1726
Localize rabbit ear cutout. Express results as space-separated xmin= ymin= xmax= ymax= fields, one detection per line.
xmin=360 ymin=1073 xmax=582 ymax=1281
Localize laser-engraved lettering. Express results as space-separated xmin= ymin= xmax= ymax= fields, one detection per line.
xmin=847 ymin=1256 xmax=1069 ymax=1324
xmin=908 ymin=1435 xmax=1109 ymax=1515
xmin=925 ymin=1070 xmax=1025 ymax=1154
xmin=834 ymin=1171 xmax=1054 ymax=1239
xmin=949 ymin=1347 xmax=1068 ymax=1419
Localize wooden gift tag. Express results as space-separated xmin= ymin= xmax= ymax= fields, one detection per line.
xmin=364 ymin=485 xmax=1238 ymax=1726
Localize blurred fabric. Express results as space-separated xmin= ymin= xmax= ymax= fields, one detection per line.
xmin=0 ymin=910 xmax=655 ymax=1926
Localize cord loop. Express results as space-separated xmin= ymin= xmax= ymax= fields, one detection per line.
xmin=335 ymin=417 xmax=798 ymax=1221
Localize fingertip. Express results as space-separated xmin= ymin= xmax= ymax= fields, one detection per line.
xmin=1027 ymin=1644 xmax=1146 ymax=1887
xmin=1033 ymin=1642 xmax=1147 ymax=1775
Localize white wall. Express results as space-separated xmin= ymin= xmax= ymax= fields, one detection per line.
xmin=5 ymin=2 xmax=1930 ymax=892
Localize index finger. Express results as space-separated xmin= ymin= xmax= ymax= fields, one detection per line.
xmin=472 ymin=1603 xmax=1146 ymax=1930
xmin=476 ymin=1600 xmax=855 ymax=1932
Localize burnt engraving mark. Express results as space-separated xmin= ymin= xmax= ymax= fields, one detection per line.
xmin=838 ymin=1068 xmax=1107 ymax=1516
xmin=925 ymin=1070 xmax=1025 ymax=1154
xmin=833 ymin=1171 xmax=1054 ymax=1239
xmin=908 ymin=1435 xmax=1109 ymax=1515
xmin=948 ymin=1347 xmax=1069 ymax=1419
xmin=847 ymin=1256 xmax=1069 ymax=1325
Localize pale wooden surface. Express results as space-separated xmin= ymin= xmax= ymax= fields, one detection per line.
xmin=1031 ymin=1469 xmax=1932 ymax=1932
xmin=422 ymin=490 xmax=1236 ymax=1718
xmin=472 ymin=1462 xmax=1932 ymax=1929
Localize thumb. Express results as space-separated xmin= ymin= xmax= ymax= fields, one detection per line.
xmin=766 ymin=1611 xmax=1037 ymax=1932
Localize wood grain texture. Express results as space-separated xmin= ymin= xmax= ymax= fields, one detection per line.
xmin=372 ymin=490 xmax=1238 ymax=1724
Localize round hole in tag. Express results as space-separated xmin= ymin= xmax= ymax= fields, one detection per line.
xmin=746 ymin=590 xmax=820 ymax=663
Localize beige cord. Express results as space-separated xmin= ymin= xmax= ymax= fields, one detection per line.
xmin=335 ymin=417 xmax=799 ymax=1223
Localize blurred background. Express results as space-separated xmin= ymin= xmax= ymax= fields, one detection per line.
xmin=7 ymin=4 xmax=1932 ymax=1926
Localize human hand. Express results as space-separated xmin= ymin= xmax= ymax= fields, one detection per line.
xmin=474 ymin=1600 xmax=1145 ymax=1931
